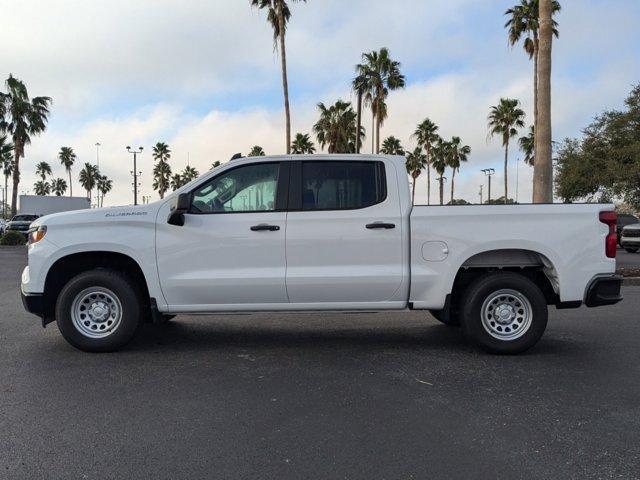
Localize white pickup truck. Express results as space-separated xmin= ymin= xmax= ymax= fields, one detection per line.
xmin=21 ymin=155 xmax=623 ymax=354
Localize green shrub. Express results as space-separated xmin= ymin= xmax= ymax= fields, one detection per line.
xmin=0 ymin=231 xmax=27 ymax=246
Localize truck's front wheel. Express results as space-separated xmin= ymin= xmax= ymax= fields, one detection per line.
xmin=461 ymin=272 xmax=548 ymax=354
xmin=56 ymin=270 xmax=144 ymax=352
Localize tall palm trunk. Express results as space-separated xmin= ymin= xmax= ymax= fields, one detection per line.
xmin=439 ymin=177 xmax=444 ymax=206
xmin=411 ymin=175 xmax=416 ymax=205
xmin=4 ymin=175 xmax=8 ymax=217
xmin=375 ymin=117 xmax=381 ymax=154
xmin=450 ymin=168 xmax=456 ymax=203
xmin=355 ymin=92 xmax=363 ymax=153
xmin=277 ymin=0 xmax=291 ymax=155
xmin=504 ymin=139 xmax=509 ymax=204
xmin=10 ymin=143 xmax=23 ymax=217
xmin=531 ymin=35 xmax=539 ymax=199
xmin=68 ymin=170 xmax=73 ymax=197
xmin=371 ymin=111 xmax=375 ymax=154
xmin=534 ymin=0 xmax=553 ymax=203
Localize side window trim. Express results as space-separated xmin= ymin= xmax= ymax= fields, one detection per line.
xmin=288 ymin=160 xmax=387 ymax=212
xmin=187 ymin=161 xmax=287 ymax=215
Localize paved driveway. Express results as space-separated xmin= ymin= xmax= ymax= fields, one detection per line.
xmin=1 ymin=247 xmax=639 ymax=479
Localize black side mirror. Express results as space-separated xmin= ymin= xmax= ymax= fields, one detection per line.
xmin=167 ymin=193 xmax=190 ymax=226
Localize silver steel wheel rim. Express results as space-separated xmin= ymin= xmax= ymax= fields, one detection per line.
xmin=71 ymin=287 xmax=123 ymax=339
xmin=481 ymin=289 xmax=532 ymax=341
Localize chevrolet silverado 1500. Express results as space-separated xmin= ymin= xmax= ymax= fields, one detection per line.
xmin=21 ymin=155 xmax=623 ymax=353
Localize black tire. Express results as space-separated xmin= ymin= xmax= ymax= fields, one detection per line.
xmin=624 ymin=247 xmax=639 ymax=253
xmin=56 ymin=269 xmax=144 ymax=352
xmin=429 ymin=308 xmax=460 ymax=326
xmin=460 ymin=272 xmax=548 ymax=354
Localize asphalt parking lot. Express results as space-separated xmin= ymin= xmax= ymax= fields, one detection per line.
xmin=1 ymin=246 xmax=640 ymax=480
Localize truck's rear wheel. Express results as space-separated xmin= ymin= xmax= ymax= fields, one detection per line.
xmin=56 ymin=270 xmax=144 ymax=352
xmin=461 ymin=272 xmax=548 ymax=354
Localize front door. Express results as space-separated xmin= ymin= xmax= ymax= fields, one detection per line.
xmin=285 ymin=160 xmax=404 ymax=305
xmin=156 ymin=161 xmax=289 ymax=311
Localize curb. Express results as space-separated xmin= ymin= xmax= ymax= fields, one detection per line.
xmin=623 ymin=277 xmax=640 ymax=286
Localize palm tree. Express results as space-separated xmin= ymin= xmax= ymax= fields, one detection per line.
xmin=35 ymin=161 xmax=51 ymax=181
xmin=352 ymin=66 xmax=371 ymax=153
xmin=0 ymin=75 xmax=52 ymax=216
xmin=430 ymin=137 xmax=449 ymax=206
xmin=151 ymin=142 xmax=172 ymax=199
xmin=534 ymin=0 xmax=556 ymax=203
xmin=380 ymin=136 xmax=405 ymax=155
xmin=412 ymin=118 xmax=439 ymax=205
xmin=33 ymin=180 xmax=50 ymax=196
xmin=211 ymin=161 xmax=221 ymax=169
xmin=97 ymin=175 xmax=112 ymax=207
xmin=291 ymin=133 xmax=315 ymax=154
xmin=360 ymin=48 xmax=406 ymax=153
xmin=250 ymin=0 xmax=307 ymax=155
xmin=58 ymin=147 xmax=76 ymax=197
xmin=0 ymin=151 xmax=13 ymax=218
xmin=447 ymin=136 xmax=471 ymax=203
xmin=170 ymin=173 xmax=184 ymax=191
xmin=50 ymin=178 xmax=67 ymax=196
xmin=78 ymin=163 xmax=98 ymax=201
xmin=405 ymin=147 xmax=426 ymax=205
xmin=313 ymin=100 xmax=364 ymax=153
xmin=248 ymin=146 xmax=266 ymax=157
xmin=181 ymin=166 xmax=199 ymax=183
xmin=488 ymin=98 xmax=526 ymax=203
xmin=505 ymin=0 xmax=560 ymax=168
xmin=519 ymin=125 xmax=535 ymax=165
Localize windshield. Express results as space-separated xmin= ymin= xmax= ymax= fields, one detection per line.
xmin=12 ymin=215 xmax=39 ymax=222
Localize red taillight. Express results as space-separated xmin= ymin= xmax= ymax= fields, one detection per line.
xmin=599 ymin=211 xmax=617 ymax=258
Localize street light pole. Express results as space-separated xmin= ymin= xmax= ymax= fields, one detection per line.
xmin=481 ymin=168 xmax=495 ymax=203
xmin=479 ymin=184 xmax=483 ymax=205
xmin=126 ymin=146 xmax=143 ymax=205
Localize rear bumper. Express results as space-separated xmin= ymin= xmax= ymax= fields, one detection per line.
xmin=584 ymin=274 xmax=623 ymax=307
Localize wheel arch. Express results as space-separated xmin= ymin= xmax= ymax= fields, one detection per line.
xmin=42 ymin=251 xmax=151 ymax=325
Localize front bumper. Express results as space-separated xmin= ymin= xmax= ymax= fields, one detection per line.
xmin=21 ymin=290 xmax=44 ymax=318
xmin=620 ymin=237 xmax=640 ymax=247
xmin=584 ymin=274 xmax=623 ymax=307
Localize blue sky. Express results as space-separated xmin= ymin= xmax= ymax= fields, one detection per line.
xmin=2 ymin=0 xmax=639 ymax=205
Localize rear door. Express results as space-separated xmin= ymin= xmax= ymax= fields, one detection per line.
xmin=285 ymin=159 xmax=404 ymax=305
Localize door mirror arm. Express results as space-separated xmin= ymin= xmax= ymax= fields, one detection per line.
xmin=167 ymin=193 xmax=190 ymax=226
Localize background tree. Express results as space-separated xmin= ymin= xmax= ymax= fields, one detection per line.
xmin=58 ymin=146 xmax=76 ymax=197
xmin=533 ymin=0 xmax=556 ymax=202
xmin=412 ymin=118 xmax=439 ymax=205
xmin=171 ymin=173 xmax=184 ymax=191
xmin=51 ymin=178 xmax=67 ymax=196
xmin=380 ymin=136 xmax=405 ymax=155
xmin=313 ymin=100 xmax=363 ymax=153
xmin=555 ymin=84 xmax=640 ymax=207
xmin=0 ymin=75 xmax=51 ymax=216
xmin=211 ymin=161 xmax=221 ymax=169
xmin=405 ymin=147 xmax=426 ymax=204
xmin=152 ymin=142 xmax=172 ymax=199
xmin=35 ymin=161 xmax=51 ymax=181
xmin=181 ymin=166 xmax=199 ymax=184
xmin=360 ymin=48 xmax=405 ymax=153
xmin=519 ymin=125 xmax=535 ymax=165
xmin=33 ymin=180 xmax=50 ymax=196
xmin=488 ymin=98 xmax=525 ymax=203
xmin=248 ymin=146 xmax=266 ymax=157
xmin=291 ymin=133 xmax=315 ymax=154
xmin=505 ymin=0 xmax=560 ymax=170
xmin=430 ymin=137 xmax=449 ymax=206
xmin=78 ymin=163 xmax=98 ymax=201
xmin=97 ymin=175 xmax=112 ymax=207
xmin=447 ymin=136 xmax=471 ymax=203
xmin=250 ymin=0 xmax=307 ymax=154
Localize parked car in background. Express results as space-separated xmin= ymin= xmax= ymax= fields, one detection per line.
xmin=617 ymin=213 xmax=639 ymax=245
xmin=621 ymin=223 xmax=640 ymax=253
xmin=6 ymin=214 xmax=40 ymax=238
xmin=21 ymin=155 xmax=623 ymax=355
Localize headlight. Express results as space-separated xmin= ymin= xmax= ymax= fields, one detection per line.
xmin=28 ymin=225 xmax=47 ymax=245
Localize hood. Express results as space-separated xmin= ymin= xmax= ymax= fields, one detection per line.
xmin=34 ymin=202 xmax=164 ymax=228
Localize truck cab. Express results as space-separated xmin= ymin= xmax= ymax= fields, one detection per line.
xmin=21 ymin=155 xmax=622 ymax=354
